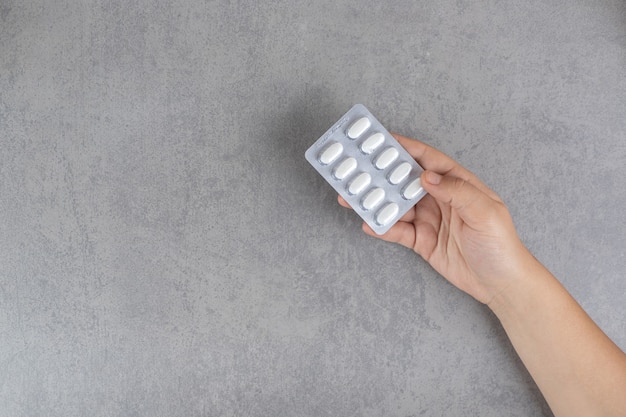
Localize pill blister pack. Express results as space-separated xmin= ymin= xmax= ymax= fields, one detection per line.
xmin=305 ymin=104 xmax=427 ymax=235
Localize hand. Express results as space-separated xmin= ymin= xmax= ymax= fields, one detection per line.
xmin=340 ymin=135 xmax=626 ymax=417
xmin=339 ymin=134 xmax=533 ymax=304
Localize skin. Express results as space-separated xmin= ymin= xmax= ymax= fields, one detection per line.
xmin=338 ymin=134 xmax=626 ymax=417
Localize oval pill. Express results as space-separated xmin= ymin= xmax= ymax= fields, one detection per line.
xmin=402 ymin=178 xmax=423 ymax=199
xmin=360 ymin=133 xmax=384 ymax=154
xmin=361 ymin=187 xmax=385 ymax=210
xmin=318 ymin=142 xmax=343 ymax=165
xmin=374 ymin=147 xmax=399 ymax=170
xmin=375 ymin=203 xmax=399 ymax=226
xmin=347 ymin=117 xmax=371 ymax=139
xmin=332 ymin=157 xmax=357 ymax=180
xmin=388 ymin=162 xmax=412 ymax=185
xmin=347 ymin=172 xmax=371 ymax=195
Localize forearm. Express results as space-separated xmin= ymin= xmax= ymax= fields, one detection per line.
xmin=374 ymin=136 xmax=626 ymax=414
xmin=488 ymin=252 xmax=626 ymax=417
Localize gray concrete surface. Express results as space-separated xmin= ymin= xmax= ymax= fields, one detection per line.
xmin=1 ymin=0 xmax=625 ymax=416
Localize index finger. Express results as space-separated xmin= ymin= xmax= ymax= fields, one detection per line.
xmin=392 ymin=133 xmax=501 ymax=201
xmin=392 ymin=133 xmax=468 ymax=177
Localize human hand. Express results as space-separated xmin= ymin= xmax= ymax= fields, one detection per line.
xmin=338 ymin=134 xmax=534 ymax=304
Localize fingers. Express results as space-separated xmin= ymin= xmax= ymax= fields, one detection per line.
xmin=420 ymin=170 xmax=502 ymax=229
xmin=392 ymin=133 xmax=502 ymax=201
xmin=392 ymin=133 xmax=467 ymax=177
xmin=362 ymin=219 xmax=439 ymax=259
xmin=336 ymin=133 xmax=506 ymax=246
xmin=340 ymin=192 xmax=440 ymax=255
xmin=362 ymin=221 xmax=416 ymax=249
xmin=337 ymin=195 xmax=351 ymax=208
xmin=338 ymin=194 xmax=419 ymax=246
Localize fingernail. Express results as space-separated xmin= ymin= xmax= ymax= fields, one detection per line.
xmin=426 ymin=171 xmax=442 ymax=185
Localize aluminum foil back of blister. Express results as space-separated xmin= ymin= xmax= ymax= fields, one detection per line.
xmin=305 ymin=104 xmax=427 ymax=235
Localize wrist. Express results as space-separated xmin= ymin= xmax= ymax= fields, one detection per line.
xmin=487 ymin=249 xmax=557 ymax=322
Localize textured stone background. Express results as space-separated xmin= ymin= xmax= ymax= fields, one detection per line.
xmin=1 ymin=1 xmax=624 ymax=416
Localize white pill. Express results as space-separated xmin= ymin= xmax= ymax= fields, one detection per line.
xmin=361 ymin=187 xmax=385 ymax=210
xmin=402 ymin=178 xmax=423 ymax=200
xmin=347 ymin=117 xmax=371 ymax=139
xmin=388 ymin=162 xmax=412 ymax=185
xmin=375 ymin=203 xmax=399 ymax=226
xmin=360 ymin=133 xmax=384 ymax=154
xmin=347 ymin=172 xmax=371 ymax=195
xmin=332 ymin=157 xmax=357 ymax=180
xmin=374 ymin=147 xmax=399 ymax=170
xmin=318 ymin=142 xmax=343 ymax=165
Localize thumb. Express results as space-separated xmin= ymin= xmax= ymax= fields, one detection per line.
xmin=420 ymin=171 xmax=498 ymax=227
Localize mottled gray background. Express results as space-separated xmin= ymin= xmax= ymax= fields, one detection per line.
xmin=1 ymin=0 xmax=625 ymax=416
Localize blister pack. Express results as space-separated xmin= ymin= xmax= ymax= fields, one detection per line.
xmin=305 ymin=104 xmax=427 ymax=235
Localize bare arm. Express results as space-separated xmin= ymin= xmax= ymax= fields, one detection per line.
xmin=339 ymin=134 xmax=626 ymax=416
xmin=489 ymin=256 xmax=626 ymax=417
